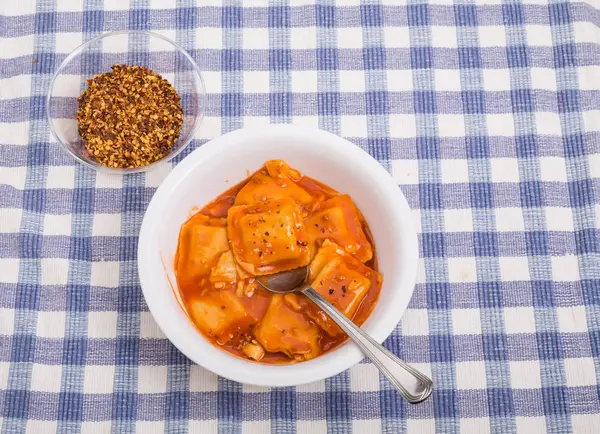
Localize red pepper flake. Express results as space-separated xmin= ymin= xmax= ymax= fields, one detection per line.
xmin=329 ymin=289 xmax=334 ymax=295
xmin=341 ymin=285 xmax=347 ymax=293
xmin=265 ymin=231 xmax=269 ymax=236
xmin=77 ymin=64 xmax=183 ymax=169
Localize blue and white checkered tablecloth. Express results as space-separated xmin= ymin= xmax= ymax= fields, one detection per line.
xmin=1 ymin=0 xmax=600 ymax=432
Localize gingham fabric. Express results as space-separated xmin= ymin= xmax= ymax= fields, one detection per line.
xmin=1 ymin=0 xmax=600 ymax=433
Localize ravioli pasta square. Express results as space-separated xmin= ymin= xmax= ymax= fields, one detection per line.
xmin=255 ymin=294 xmax=320 ymax=361
xmin=234 ymin=160 xmax=314 ymax=206
xmin=227 ymin=197 xmax=310 ymax=275
xmin=307 ymin=240 xmax=381 ymax=336
xmin=188 ymin=291 xmax=252 ymax=345
xmin=238 ymin=213 xmax=298 ymax=261
xmin=209 ymin=250 xmax=238 ymax=286
xmin=176 ymin=214 xmax=229 ymax=288
xmin=306 ymin=194 xmax=373 ymax=262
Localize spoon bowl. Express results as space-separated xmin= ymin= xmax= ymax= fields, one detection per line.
xmin=257 ymin=266 xmax=308 ymax=294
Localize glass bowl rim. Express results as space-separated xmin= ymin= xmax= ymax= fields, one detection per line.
xmin=46 ymin=29 xmax=206 ymax=174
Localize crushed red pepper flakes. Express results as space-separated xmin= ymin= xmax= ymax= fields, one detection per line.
xmin=76 ymin=64 xmax=183 ymax=169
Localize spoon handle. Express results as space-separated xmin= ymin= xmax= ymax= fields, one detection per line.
xmin=302 ymin=286 xmax=433 ymax=404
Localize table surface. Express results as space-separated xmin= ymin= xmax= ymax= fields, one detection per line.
xmin=1 ymin=1 xmax=600 ymax=433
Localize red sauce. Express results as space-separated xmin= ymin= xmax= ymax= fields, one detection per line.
xmin=174 ymin=161 xmax=381 ymax=364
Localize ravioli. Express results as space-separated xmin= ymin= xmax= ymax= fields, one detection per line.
xmin=227 ymin=197 xmax=310 ymax=275
xmin=209 ymin=250 xmax=238 ymax=287
xmin=254 ymin=294 xmax=320 ymax=361
xmin=176 ymin=214 xmax=229 ymax=288
xmin=307 ymin=240 xmax=381 ymax=336
xmin=234 ymin=160 xmax=314 ymax=207
xmin=306 ymin=194 xmax=373 ymax=262
xmin=188 ymin=291 xmax=252 ymax=345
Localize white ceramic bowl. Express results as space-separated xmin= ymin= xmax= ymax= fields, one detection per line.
xmin=138 ymin=124 xmax=418 ymax=387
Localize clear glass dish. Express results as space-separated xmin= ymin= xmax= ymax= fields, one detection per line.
xmin=46 ymin=30 xmax=205 ymax=174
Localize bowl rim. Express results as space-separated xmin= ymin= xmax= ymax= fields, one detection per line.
xmin=46 ymin=29 xmax=206 ymax=174
xmin=138 ymin=124 xmax=419 ymax=386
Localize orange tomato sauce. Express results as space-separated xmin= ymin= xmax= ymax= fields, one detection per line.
xmin=174 ymin=160 xmax=381 ymax=364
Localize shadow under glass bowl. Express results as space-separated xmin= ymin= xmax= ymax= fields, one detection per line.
xmin=46 ymin=30 xmax=205 ymax=174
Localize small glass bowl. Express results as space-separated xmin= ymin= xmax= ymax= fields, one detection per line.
xmin=46 ymin=30 xmax=205 ymax=174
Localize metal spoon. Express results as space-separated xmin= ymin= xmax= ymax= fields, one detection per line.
xmin=257 ymin=266 xmax=433 ymax=404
